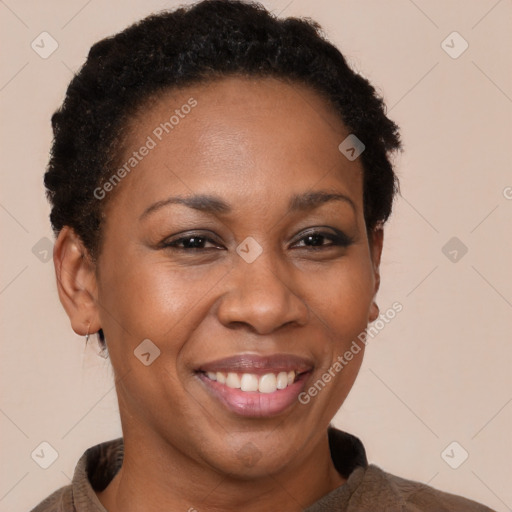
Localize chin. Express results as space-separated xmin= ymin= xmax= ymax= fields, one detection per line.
xmin=200 ymin=428 xmax=306 ymax=479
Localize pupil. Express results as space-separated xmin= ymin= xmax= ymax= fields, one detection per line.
xmin=185 ymin=237 xmax=204 ymax=248
xmin=306 ymin=234 xmax=323 ymax=246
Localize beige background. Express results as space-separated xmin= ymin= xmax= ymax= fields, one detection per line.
xmin=1 ymin=0 xmax=511 ymax=510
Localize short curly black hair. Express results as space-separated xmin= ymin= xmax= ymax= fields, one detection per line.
xmin=45 ymin=0 xmax=401 ymax=262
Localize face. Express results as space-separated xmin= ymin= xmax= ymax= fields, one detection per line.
xmin=64 ymin=76 xmax=382 ymax=477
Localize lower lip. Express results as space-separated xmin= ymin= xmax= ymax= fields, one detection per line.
xmin=197 ymin=372 xmax=310 ymax=418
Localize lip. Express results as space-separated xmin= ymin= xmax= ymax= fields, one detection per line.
xmin=197 ymin=353 xmax=314 ymax=375
xmin=196 ymin=353 xmax=314 ymax=418
xmin=197 ymin=371 xmax=311 ymax=418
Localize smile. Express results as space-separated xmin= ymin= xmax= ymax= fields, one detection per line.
xmin=196 ymin=353 xmax=313 ymax=417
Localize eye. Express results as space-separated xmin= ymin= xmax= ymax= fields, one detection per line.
xmin=292 ymin=228 xmax=354 ymax=250
xmin=160 ymin=232 xmax=223 ymax=251
xmin=159 ymin=228 xmax=354 ymax=252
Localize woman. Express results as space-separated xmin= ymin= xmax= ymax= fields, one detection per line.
xmin=33 ymin=1 xmax=495 ymax=510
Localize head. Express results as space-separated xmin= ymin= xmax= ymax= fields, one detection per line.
xmin=47 ymin=0 xmax=400 ymax=478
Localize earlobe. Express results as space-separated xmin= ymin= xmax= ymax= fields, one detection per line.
xmin=369 ymin=301 xmax=380 ymax=323
xmin=53 ymin=226 xmax=101 ymax=336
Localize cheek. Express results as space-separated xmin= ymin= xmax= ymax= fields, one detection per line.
xmin=300 ymin=257 xmax=372 ymax=417
xmin=100 ymin=251 xmax=206 ymax=322
xmin=96 ymin=258 xmax=211 ymax=418
xmin=310 ymin=253 xmax=375 ymax=338
xmin=96 ymin=252 xmax=230 ymax=366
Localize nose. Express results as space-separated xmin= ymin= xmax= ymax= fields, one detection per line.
xmin=216 ymin=251 xmax=309 ymax=335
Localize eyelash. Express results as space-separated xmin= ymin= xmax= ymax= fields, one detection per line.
xmin=160 ymin=229 xmax=354 ymax=252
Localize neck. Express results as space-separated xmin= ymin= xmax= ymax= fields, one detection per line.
xmin=96 ymin=429 xmax=346 ymax=512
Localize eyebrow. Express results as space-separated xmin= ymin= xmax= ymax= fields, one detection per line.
xmin=139 ymin=190 xmax=356 ymax=220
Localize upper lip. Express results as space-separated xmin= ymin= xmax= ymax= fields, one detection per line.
xmin=197 ymin=353 xmax=314 ymax=375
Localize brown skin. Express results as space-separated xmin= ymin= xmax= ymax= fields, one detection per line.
xmin=53 ymin=76 xmax=383 ymax=511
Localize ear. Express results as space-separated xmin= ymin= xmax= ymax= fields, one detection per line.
xmin=368 ymin=224 xmax=384 ymax=323
xmin=53 ymin=226 xmax=101 ymax=336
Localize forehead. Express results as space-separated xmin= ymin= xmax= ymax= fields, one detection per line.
xmin=106 ymin=76 xmax=363 ymax=216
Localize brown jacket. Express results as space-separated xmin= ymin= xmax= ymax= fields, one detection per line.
xmin=31 ymin=428 xmax=495 ymax=511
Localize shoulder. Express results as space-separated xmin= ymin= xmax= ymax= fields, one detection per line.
xmin=30 ymin=437 xmax=123 ymax=512
xmin=365 ymin=464 xmax=496 ymax=511
xmin=30 ymin=484 xmax=73 ymax=512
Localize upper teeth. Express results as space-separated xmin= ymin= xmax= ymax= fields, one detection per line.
xmin=206 ymin=371 xmax=296 ymax=393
